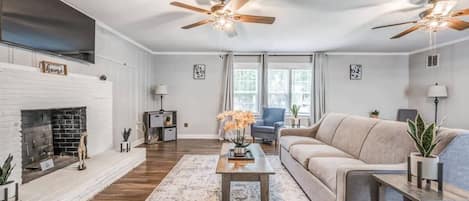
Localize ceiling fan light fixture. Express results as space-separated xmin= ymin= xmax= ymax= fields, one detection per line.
xmin=432 ymin=0 xmax=457 ymax=16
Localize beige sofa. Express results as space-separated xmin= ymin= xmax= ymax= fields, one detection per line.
xmin=279 ymin=113 xmax=467 ymax=201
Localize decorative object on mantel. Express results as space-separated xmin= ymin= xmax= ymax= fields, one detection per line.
xmin=217 ymin=111 xmax=256 ymax=157
xmin=154 ymin=85 xmax=169 ymax=112
xmin=406 ymin=114 xmax=443 ymax=191
xmin=121 ymin=128 xmax=132 ymax=153
xmin=0 ymin=154 xmax=18 ymax=201
xmin=427 ymin=83 xmax=448 ymax=124
xmin=40 ymin=61 xmax=68 ymax=76
xmin=369 ymin=109 xmax=380 ymax=119
xmin=349 ymin=64 xmax=362 ymax=80
xmin=99 ymin=74 xmax=107 ymax=81
xmin=290 ymin=104 xmax=301 ymax=127
xmin=193 ymin=64 xmax=206 ymax=80
xmin=77 ymin=132 xmax=88 ymax=171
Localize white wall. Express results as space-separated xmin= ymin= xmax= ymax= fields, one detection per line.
xmin=0 ymin=25 xmax=158 ymax=152
xmin=325 ymin=55 xmax=410 ymax=120
xmin=152 ymin=54 xmax=411 ymax=138
xmin=409 ymin=40 xmax=469 ymax=129
xmin=153 ymin=55 xmax=224 ymax=139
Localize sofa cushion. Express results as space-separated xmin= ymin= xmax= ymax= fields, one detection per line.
xmin=280 ymin=136 xmax=323 ymax=151
xmin=252 ymin=125 xmax=275 ymax=133
xmin=308 ymin=157 xmax=365 ymax=192
xmin=331 ymin=116 xmax=379 ymax=157
xmin=316 ymin=113 xmax=349 ymax=144
xmin=359 ymin=120 xmax=416 ymax=164
xmin=290 ymin=144 xmax=353 ymax=167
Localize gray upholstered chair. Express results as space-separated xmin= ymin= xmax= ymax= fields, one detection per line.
xmin=251 ymin=107 xmax=285 ymax=145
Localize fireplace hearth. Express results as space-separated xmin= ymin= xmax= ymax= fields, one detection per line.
xmin=21 ymin=107 xmax=87 ymax=183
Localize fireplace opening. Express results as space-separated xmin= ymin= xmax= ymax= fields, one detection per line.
xmin=21 ymin=107 xmax=86 ymax=184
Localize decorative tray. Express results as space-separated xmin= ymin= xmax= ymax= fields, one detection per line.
xmin=227 ymin=149 xmax=255 ymax=160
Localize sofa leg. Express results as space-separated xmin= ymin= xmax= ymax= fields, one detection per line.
xmin=252 ymin=137 xmax=255 ymax=143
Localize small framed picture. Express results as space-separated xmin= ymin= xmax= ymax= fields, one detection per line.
xmin=40 ymin=61 xmax=68 ymax=76
xmin=350 ymin=64 xmax=362 ymax=80
xmin=193 ymin=64 xmax=206 ymax=80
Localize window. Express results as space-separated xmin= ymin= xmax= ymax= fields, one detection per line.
xmin=233 ymin=64 xmax=260 ymax=112
xmin=268 ymin=65 xmax=312 ymax=115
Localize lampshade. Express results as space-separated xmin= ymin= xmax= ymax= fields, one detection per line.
xmin=427 ymin=84 xmax=447 ymax=98
xmin=154 ymin=85 xmax=168 ymax=95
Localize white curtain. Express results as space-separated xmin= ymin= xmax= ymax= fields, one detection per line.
xmin=313 ymin=52 xmax=327 ymax=123
xmin=261 ymin=53 xmax=269 ymax=109
xmin=218 ymin=53 xmax=234 ymax=140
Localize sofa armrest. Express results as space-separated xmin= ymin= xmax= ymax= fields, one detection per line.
xmin=279 ymin=122 xmax=320 ymax=138
xmin=336 ymin=163 xmax=407 ymax=201
xmin=253 ymin=120 xmax=264 ymax=126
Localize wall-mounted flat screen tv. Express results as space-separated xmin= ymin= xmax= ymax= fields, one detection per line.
xmin=0 ymin=0 xmax=96 ymax=63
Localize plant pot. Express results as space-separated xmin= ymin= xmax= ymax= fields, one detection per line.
xmin=410 ymin=152 xmax=439 ymax=180
xmin=233 ymin=147 xmax=247 ymax=157
xmin=291 ymin=118 xmax=300 ymax=127
xmin=0 ymin=182 xmax=16 ymax=201
xmin=370 ymin=114 xmax=379 ymax=119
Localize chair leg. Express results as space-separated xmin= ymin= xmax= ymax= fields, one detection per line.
xmin=252 ymin=136 xmax=255 ymax=143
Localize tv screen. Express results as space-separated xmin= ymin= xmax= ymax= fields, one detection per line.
xmin=1 ymin=0 xmax=96 ymax=63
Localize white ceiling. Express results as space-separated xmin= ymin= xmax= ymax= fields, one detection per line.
xmin=65 ymin=0 xmax=469 ymax=53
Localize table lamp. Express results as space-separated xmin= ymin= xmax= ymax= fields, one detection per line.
xmin=154 ymin=85 xmax=168 ymax=112
xmin=427 ymin=83 xmax=447 ymax=123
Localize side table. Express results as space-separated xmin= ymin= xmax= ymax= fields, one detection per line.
xmin=372 ymin=174 xmax=467 ymax=201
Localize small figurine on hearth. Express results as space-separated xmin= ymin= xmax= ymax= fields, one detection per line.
xmin=78 ymin=132 xmax=88 ymax=170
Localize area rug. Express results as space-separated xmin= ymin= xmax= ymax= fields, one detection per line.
xmin=145 ymin=155 xmax=309 ymax=201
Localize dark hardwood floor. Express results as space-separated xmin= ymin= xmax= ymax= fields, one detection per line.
xmin=91 ymin=139 xmax=279 ymax=201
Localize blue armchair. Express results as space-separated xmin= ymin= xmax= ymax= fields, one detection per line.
xmin=251 ymin=107 xmax=285 ymax=145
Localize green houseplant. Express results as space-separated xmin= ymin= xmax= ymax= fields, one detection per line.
xmin=407 ymin=114 xmax=440 ymax=179
xmin=290 ymin=104 xmax=301 ymax=127
xmin=369 ymin=109 xmax=380 ymax=119
xmin=0 ymin=154 xmax=16 ymax=200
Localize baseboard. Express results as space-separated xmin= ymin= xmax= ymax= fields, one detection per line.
xmin=132 ymin=138 xmax=145 ymax=147
xmin=178 ymin=134 xmax=220 ymax=139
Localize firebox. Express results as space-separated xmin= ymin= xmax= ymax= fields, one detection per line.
xmin=21 ymin=107 xmax=86 ymax=183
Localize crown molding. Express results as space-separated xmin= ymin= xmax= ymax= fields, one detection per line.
xmin=409 ymin=35 xmax=469 ymax=55
xmin=326 ymin=52 xmax=409 ymax=56
xmin=152 ymin=51 xmax=226 ymax=55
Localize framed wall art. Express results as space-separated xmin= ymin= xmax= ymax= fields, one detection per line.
xmin=193 ymin=64 xmax=206 ymax=80
xmin=349 ymin=64 xmax=362 ymax=80
xmin=40 ymin=61 xmax=68 ymax=76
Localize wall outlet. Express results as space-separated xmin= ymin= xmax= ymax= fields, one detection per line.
xmin=184 ymin=123 xmax=189 ymax=127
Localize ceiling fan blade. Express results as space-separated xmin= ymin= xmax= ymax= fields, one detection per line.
xmin=451 ymin=8 xmax=469 ymax=17
xmin=390 ymin=25 xmax=422 ymax=39
xmin=170 ymin=1 xmax=211 ymax=14
xmin=181 ymin=19 xmax=212 ymax=29
xmin=228 ymin=0 xmax=250 ymax=11
xmin=446 ymin=18 xmax=469 ymax=31
xmin=234 ymin=15 xmax=275 ymax=24
xmin=372 ymin=21 xmax=418 ymax=29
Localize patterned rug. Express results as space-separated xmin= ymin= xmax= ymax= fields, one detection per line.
xmin=145 ymin=155 xmax=309 ymax=201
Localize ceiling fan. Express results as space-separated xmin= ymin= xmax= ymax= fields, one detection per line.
xmin=169 ymin=0 xmax=276 ymax=37
xmin=372 ymin=0 xmax=469 ymax=39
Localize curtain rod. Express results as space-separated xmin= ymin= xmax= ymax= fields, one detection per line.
xmin=233 ymin=54 xmax=314 ymax=56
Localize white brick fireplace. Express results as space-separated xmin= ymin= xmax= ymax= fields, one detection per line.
xmin=0 ymin=62 xmax=113 ymax=184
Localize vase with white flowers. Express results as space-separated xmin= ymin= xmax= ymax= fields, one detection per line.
xmin=217 ymin=111 xmax=256 ymax=156
xmin=407 ymin=114 xmax=441 ymax=180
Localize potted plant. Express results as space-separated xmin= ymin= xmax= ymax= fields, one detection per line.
xmin=1 ymin=154 xmax=15 ymax=200
xmin=217 ymin=111 xmax=256 ymax=157
xmin=370 ymin=109 xmax=380 ymax=119
xmin=121 ymin=128 xmax=132 ymax=152
xmin=164 ymin=116 xmax=172 ymax=127
xmin=407 ymin=114 xmax=440 ymax=180
xmin=290 ymin=104 xmax=301 ymax=127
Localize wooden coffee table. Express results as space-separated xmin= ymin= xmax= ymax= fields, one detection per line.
xmin=216 ymin=143 xmax=275 ymax=201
